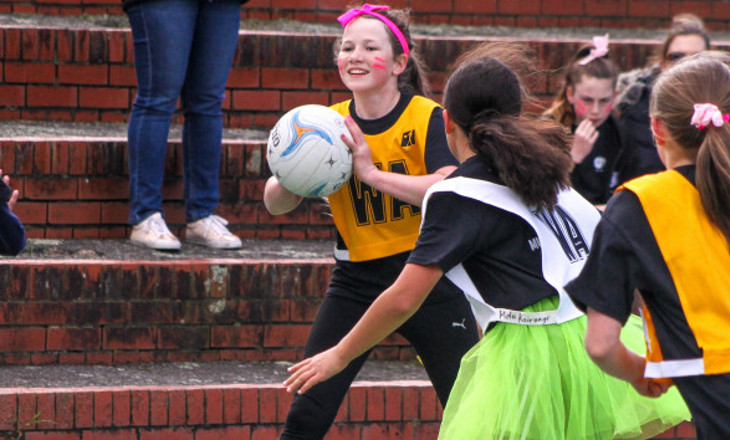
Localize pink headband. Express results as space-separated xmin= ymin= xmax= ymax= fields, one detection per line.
xmin=578 ymin=34 xmax=610 ymax=66
xmin=337 ymin=4 xmax=410 ymax=57
xmin=691 ymin=103 xmax=730 ymax=129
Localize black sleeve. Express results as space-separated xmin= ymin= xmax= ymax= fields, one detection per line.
xmin=0 ymin=179 xmax=26 ymax=256
xmin=424 ymin=107 xmax=458 ymax=174
xmin=0 ymin=205 xmax=26 ymax=256
xmin=565 ymin=191 xmax=645 ymax=324
xmin=407 ymin=192 xmax=490 ymax=272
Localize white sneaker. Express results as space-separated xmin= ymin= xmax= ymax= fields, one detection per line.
xmin=186 ymin=215 xmax=242 ymax=249
xmin=130 ymin=212 xmax=181 ymax=250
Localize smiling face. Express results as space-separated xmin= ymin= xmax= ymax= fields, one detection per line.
xmin=567 ymin=75 xmax=615 ymax=126
xmin=337 ymin=17 xmax=406 ymax=95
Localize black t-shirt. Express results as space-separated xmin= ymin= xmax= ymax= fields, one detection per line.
xmin=618 ymin=88 xmax=665 ymax=181
xmin=566 ymin=166 xmax=700 ymax=358
xmin=570 ymin=115 xmax=624 ymax=204
xmin=406 ymin=156 xmax=557 ymax=311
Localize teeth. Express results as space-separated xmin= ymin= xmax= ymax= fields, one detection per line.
xmin=349 ymin=69 xmax=367 ymax=74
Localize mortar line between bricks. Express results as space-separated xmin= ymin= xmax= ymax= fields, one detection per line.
xmin=0 ymin=380 xmax=433 ymax=395
xmin=4 ymin=258 xmax=335 ymax=265
xmin=0 ymin=137 xmax=260 ymax=144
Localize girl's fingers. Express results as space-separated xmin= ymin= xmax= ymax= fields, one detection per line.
xmin=8 ymin=190 xmax=19 ymax=211
xmin=344 ymin=115 xmax=364 ymax=145
xmin=285 ymin=367 xmax=317 ymax=394
xmin=589 ymin=130 xmax=600 ymax=143
xmin=286 ymin=358 xmax=309 ymax=374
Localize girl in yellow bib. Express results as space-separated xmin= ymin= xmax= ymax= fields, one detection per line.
xmin=264 ymin=4 xmax=479 ymax=439
xmin=567 ymin=55 xmax=730 ymax=439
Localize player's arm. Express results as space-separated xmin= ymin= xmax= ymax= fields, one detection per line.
xmin=263 ymin=176 xmax=304 ymax=215
xmin=284 ymin=263 xmax=443 ymax=394
xmin=584 ymin=307 xmax=668 ymax=398
xmin=342 ymin=116 xmax=454 ymax=206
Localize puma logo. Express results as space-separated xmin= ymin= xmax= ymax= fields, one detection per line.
xmin=452 ymin=318 xmax=467 ymax=330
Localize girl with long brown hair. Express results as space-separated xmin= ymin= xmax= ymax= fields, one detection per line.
xmin=568 ymin=54 xmax=730 ymax=439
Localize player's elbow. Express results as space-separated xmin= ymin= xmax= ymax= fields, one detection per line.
xmin=584 ymin=331 xmax=615 ymax=365
xmin=263 ymin=177 xmax=302 ymax=215
xmin=389 ymin=292 xmax=424 ymax=319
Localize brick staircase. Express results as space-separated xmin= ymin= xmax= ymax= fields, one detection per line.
xmin=2 ymin=3 xmax=726 ymax=438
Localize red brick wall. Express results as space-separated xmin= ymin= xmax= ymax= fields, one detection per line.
xmin=0 ymin=381 xmax=696 ymax=440
xmin=0 ymin=384 xmax=699 ymax=439
xmin=0 ymin=383 xmax=443 ymax=440
xmin=0 ymin=138 xmax=336 ymax=240
xmin=3 ymin=27 xmax=729 ymax=236
xmin=1 ymin=0 xmax=728 ymax=31
xmin=0 ymin=258 xmax=418 ymax=366
xmin=1 ymin=26 xmax=690 ymax=128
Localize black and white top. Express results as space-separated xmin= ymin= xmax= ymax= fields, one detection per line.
xmin=408 ymin=156 xmax=601 ymax=331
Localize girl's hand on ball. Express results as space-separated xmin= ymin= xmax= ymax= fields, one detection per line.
xmin=343 ymin=115 xmax=379 ymax=186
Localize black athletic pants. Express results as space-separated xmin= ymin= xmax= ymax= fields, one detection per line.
xmin=674 ymin=372 xmax=730 ymax=440
xmin=278 ymin=282 xmax=479 ymax=439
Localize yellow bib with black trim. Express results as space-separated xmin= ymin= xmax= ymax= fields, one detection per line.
xmin=620 ymin=170 xmax=730 ymax=376
xmin=327 ymin=96 xmax=440 ymax=262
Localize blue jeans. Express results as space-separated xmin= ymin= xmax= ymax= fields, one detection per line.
xmin=126 ymin=0 xmax=241 ymax=225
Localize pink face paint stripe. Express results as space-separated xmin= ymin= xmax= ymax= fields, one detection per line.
xmin=373 ymin=63 xmax=386 ymax=70
xmin=374 ymin=57 xmax=385 ymax=62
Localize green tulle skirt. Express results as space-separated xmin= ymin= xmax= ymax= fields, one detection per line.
xmin=438 ymin=297 xmax=690 ymax=440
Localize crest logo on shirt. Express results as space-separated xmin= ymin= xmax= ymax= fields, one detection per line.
xmin=401 ymin=130 xmax=416 ymax=147
xmin=593 ymin=156 xmax=607 ymax=171
xmin=535 ymin=206 xmax=590 ymax=262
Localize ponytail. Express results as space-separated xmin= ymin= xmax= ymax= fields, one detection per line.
xmin=470 ymin=115 xmax=573 ymax=210
xmin=696 ymin=126 xmax=730 ymax=244
xmin=650 ymin=55 xmax=730 ymax=244
xmin=445 ymin=45 xmax=574 ymax=210
xmin=399 ymin=48 xmax=429 ymax=97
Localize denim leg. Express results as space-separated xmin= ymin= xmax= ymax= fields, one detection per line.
xmin=180 ymin=0 xmax=241 ymax=222
xmin=126 ymin=0 xmax=198 ymax=225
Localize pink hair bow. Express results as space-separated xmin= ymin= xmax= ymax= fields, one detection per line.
xmin=579 ymin=34 xmax=610 ymax=65
xmin=337 ymin=4 xmax=410 ymax=57
xmin=690 ymin=103 xmax=730 ymax=129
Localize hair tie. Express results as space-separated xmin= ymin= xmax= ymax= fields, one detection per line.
xmin=578 ymin=34 xmax=610 ymax=66
xmin=690 ymin=103 xmax=730 ymax=129
xmin=337 ymin=4 xmax=410 ymax=57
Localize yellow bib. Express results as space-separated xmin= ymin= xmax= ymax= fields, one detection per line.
xmin=328 ymin=96 xmax=441 ymax=261
xmin=621 ymin=171 xmax=730 ymax=375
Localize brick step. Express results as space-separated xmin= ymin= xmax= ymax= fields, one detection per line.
xmin=0 ymin=238 xmax=418 ymax=366
xmin=6 ymin=15 xmax=730 ymax=129
xmin=0 ymin=361 xmax=442 ymax=440
xmin=0 ymin=361 xmax=698 ymax=440
xmin=0 ymin=121 xmax=335 ymax=239
xmin=1 ymin=0 xmax=729 ymax=31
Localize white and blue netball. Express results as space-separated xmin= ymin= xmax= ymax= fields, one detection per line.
xmin=266 ymin=104 xmax=353 ymax=197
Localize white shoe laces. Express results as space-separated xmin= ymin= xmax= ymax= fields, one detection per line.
xmin=145 ymin=215 xmax=174 ymax=238
xmin=199 ymin=215 xmax=231 ymax=238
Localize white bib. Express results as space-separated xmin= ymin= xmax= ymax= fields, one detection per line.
xmin=422 ymin=177 xmax=600 ymax=330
